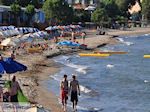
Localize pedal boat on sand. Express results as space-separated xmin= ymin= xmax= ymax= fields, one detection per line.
xmin=78 ymin=53 xmax=110 ymax=57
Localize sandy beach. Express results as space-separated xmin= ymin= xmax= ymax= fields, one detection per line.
xmin=6 ymin=27 xmax=150 ymax=112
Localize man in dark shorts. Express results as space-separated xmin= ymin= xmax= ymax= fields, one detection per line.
xmin=70 ymin=75 xmax=80 ymax=111
xmin=60 ymin=74 xmax=69 ymax=112
xmin=10 ymin=76 xmax=21 ymax=102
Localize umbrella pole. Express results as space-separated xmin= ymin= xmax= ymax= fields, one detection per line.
xmin=8 ymin=74 xmax=10 ymax=81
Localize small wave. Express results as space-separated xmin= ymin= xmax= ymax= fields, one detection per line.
xmin=117 ymin=38 xmax=124 ymax=42
xmin=50 ymin=75 xmax=61 ymax=81
xmin=117 ymin=38 xmax=134 ymax=46
xmin=144 ymin=34 xmax=150 ymax=36
xmin=144 ymin=80 xmax=149 ymax=83
xmin=66 ymin=63 xmax=88 ymax=74
xmin=54 ymin=56 xmax=70 ymax=63
xmin=80 ymin=85 xmax=92 ymax=93
xmin=124 ymin=42 xmax=134 ymax=46
xmin=75 ymin=55 xmax=80 ymax=58
xmin=107 ymin=64 xmax=114 ymax=68
xmin=76 ymin=68 xmax=87 ymax=74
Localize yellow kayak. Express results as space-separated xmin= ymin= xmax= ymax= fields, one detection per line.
xmin=143 ymin=55 xmax=150 ymax=58
xmin=79 ymin=53 xmax=110 ymax=57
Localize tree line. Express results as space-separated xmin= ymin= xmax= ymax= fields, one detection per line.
xmin=0 ymin=0 xmax=150 ymax=27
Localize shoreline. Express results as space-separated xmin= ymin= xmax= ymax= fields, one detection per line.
xmin=10 ymin=27 xmax=150 ymax=112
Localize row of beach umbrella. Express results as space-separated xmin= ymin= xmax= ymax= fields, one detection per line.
xmin=0 ymin=26 xmax=16 ymax=31
xmin=45 ymin=25 xmax=82 ymax=31
xmin=0 ymin=26 xmax=40 ymax=37
xmin=1 ymin=31 xmax=49 ymax=46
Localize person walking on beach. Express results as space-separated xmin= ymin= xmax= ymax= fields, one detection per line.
xmin=70 ymin=75 xmax=80 ymax=112
xmin=71 ymin=31 xmax=75 ymax=42
xmin=60 ymin=74 xmax=69 ymax=112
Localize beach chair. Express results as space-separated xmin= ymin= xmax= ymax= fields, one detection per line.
xmin=27 ymin=48 xmax=43 ymax=53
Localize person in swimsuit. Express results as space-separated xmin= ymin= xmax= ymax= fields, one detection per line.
xmin=10 ymin=50 xmax=15 ymax=60
xmin=60 ymin=74 xmax=69 ymax=112
xmin=81 ymin=32 xmax=86 ymax=44
xmin=70 ymin=75 xmax=80 ymax=111
xmin=9 ymin=76 xmax=21 ymax=102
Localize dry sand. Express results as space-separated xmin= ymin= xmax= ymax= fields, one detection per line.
xmin=107 ymin=27 xmax=150 ymax=36
xmin=7 ymin=27 xmax=150 ymax=112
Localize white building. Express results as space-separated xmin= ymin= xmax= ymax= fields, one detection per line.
xmin=66 ymin=0 xmax=97 ymax=5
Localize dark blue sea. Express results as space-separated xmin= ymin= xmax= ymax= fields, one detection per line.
xmin=44 ymin=35 xmax=150 ymax=112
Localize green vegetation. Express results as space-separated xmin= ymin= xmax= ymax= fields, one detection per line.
xmin=91 ymin=0 xmax=143 ymax=28
xmin=10 ymin=3 xmax=21 ymax=26
xmin=91 ymin=8 xmax=108 ymax=27
xmin=42 ymin=0 xmax=73 ymax=25
xmin=25 ymin=4 xmax=35 ymax=26
xmin=142 ymin=0 xmax=150 ymax=22
xmin=1 ymin=0 xmax=150 ymax=27
xmin=73 ymin=10 xmax=91 ymax=23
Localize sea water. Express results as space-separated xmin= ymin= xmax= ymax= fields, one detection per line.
xmin=44 ymin=35 xmax=150 ymax=112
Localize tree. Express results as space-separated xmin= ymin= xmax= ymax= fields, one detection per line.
xmin=30 ymin=0 xmax=42 ymax=8
xmin=43 ymin=0 xmax=73 ymax=25
xmin=115 ymin=0 xmax=137 ymax=16
xmin=0 ymin=0 xmax=14 ymax=5
xmin=96 ymin=0 xmax=120 ymax=26
xmin=11 ymin=3 xmax=21 ymax=26
xmin=104 ymin=0 xmax=120 ymax=18
xmin=17 ymin=0 xmax=31 ymax=7
xmin=73 ymin=10 xmax=91 ymax=23
xmin=142 ymin=0 xmax=150 ymax=21
xmin=25 ymin=4 xmax=35 ymax=25
xmin=91 ymin=8 xmax=109 ymax=27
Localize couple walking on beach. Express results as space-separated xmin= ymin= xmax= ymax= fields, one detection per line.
xmin=60 ymin=74 xmax=80 ymax=112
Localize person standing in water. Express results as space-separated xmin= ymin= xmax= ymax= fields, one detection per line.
xmin=60 ymin=74 xmax=69 ymax=112
xmin=70 ymin=75 xmax=80 ymax=111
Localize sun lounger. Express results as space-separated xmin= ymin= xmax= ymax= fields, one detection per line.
xmin=27 ymin=48 xmax=43 ymax=53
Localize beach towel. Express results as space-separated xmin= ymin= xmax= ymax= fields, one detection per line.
xmin=17 ymin=90 xmax=28 ymax=103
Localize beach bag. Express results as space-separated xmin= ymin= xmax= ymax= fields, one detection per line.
xmin=17 ymin=90 xmax=28 ymax=103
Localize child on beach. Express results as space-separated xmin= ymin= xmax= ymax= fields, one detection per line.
xmin=60 ymin=75 xmax=69 ymax=112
